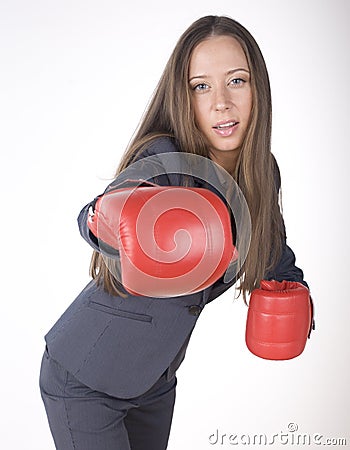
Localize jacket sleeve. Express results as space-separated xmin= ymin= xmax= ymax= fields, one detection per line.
xmin=77 ymin=200 xmax=104 ymax=254
xmin=77 ymin=137 xmax=181 ymax=253
xmin=206 ymin=155 xmax=309 ymax=304
xmin=264 ymin=155 xmax=308 ymax=287
xmin=266 ymin=156 xmax=308 ymax=288
xmin=265 ymin=243 xmax=308 ymax=288
xmin=206 ymin=240 xmax=308 ymax=305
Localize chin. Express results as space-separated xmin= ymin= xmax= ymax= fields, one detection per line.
xmin=211 ymin=140 xmax=241 ymax=152
xmin=206 ymin=133 xmax=242 ymax=152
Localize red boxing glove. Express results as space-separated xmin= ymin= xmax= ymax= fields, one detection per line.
xmin=88 ymin=184 xmax=237 ymax=297
xmin=245 ymin=280 xmax=313 ymax=360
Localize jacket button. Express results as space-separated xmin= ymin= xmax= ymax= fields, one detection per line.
xmin=188 ymin=305 xmax=202 ymax=316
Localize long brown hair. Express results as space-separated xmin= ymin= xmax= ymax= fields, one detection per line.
xmin=90 ymin=15 xmax=284 ymax=300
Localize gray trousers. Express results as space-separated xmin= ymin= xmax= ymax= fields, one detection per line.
xmin=39 ymin=347 xmax=177 ymax=450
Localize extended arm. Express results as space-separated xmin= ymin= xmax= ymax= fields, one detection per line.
xmin=77 ymin=137 xmax=237 ymax=297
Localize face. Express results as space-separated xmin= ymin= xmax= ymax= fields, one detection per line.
xmin=189 ymin=35 xmax=252 ymax=168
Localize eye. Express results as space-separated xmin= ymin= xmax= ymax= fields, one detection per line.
xmin=192 ymin=83 xmax=209 ymax=92
xmin=229 ymin=78 xmax=246 ymax=87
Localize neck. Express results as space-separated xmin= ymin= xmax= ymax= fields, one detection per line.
xmin=208 ymin=149 xmax=240 ymax=176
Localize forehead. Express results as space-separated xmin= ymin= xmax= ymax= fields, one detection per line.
xmin=189 ymin=35 xmax=248 ymax=74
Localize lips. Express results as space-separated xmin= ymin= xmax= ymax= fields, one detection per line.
xmin=212 ymin=120 xmax=239 ymax=137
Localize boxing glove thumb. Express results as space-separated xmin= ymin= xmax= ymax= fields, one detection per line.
xmin=245 ymin=280 xmax=314 ymax=360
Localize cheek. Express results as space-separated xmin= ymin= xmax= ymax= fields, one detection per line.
xmin=239 ymin=95 xmax=253 ymax=122
xmin=192 ymin=100 xmax=208 ymax=128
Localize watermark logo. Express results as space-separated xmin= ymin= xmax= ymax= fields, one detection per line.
xmin=208 ymin=423 xmax=347 ymax=446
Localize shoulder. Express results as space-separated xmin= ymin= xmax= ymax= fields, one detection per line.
xmin=137 ymin=136 xmax=180 ymax=159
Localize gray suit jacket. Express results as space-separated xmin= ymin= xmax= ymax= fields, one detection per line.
xmin=45 ymin=137 xmax=307 ymax=398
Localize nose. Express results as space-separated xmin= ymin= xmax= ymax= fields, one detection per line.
xmin=214 ymin=86 xmax=232 ymax=112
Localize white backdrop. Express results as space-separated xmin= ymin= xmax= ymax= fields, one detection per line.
xmin=1 ymin=0 xmax=349 ymax=448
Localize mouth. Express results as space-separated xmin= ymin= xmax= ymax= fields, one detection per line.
xmin=212 ymin=120 xmax=239 ymax=137
xmin=213 ymin=120 xmax=239 ymax=130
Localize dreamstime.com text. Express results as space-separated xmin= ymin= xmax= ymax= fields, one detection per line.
xmin=208 ymin=423 xmax=347 ymax=446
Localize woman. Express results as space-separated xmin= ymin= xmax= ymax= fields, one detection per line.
xmin=40 ymin=15 xmax=311 ymax=450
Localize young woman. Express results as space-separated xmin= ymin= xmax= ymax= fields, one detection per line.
xmin=39 ymin=15 xmax=312 ymax=450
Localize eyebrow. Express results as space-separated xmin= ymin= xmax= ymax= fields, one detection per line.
xmin=189 ymin=68 xmax=250 ymax=82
